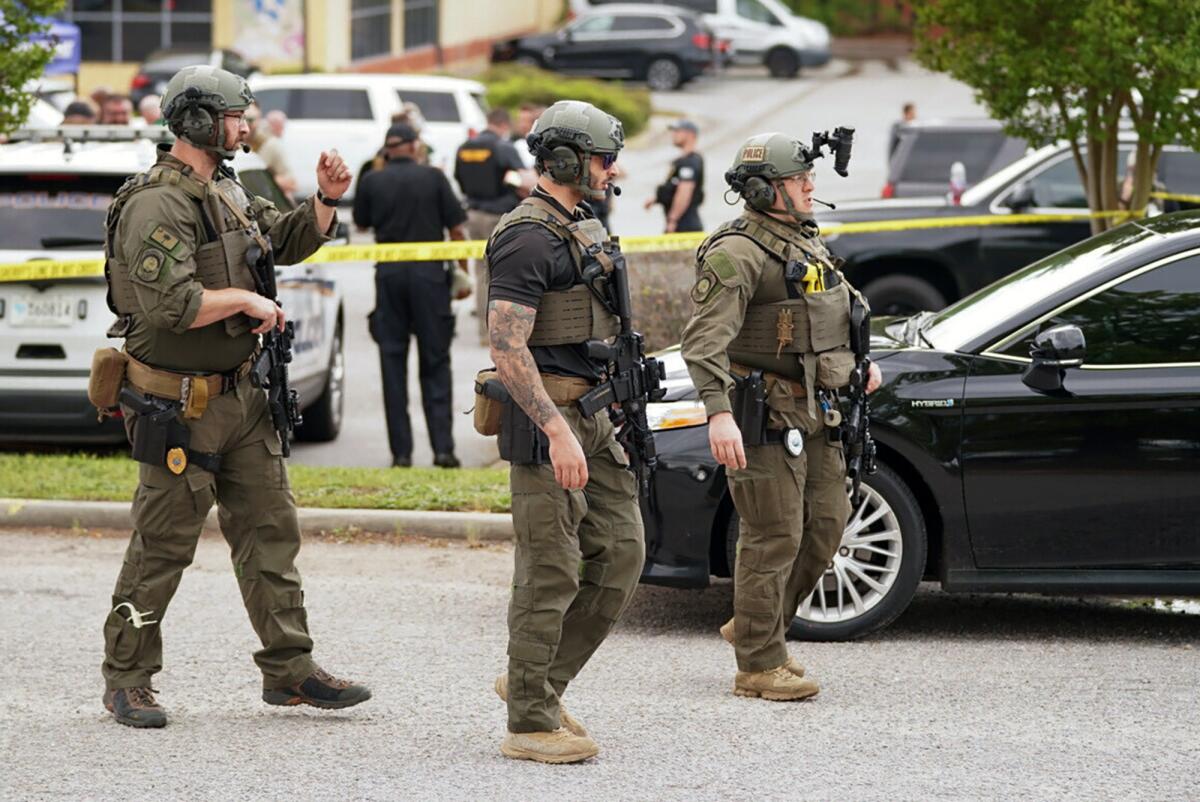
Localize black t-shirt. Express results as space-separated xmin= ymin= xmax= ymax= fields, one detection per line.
xmin=454 ymin=130 xmax=525 ymax=214
xmin=352 ymin=156 xmax=466 ymax=243
xmin=487 ymin=190 xmax=605 ymax=381
xmin=670 ymin=151 xmax=705 ymax=212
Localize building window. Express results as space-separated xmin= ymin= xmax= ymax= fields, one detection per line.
xmin=403 ymin=0 xmax=438 ymax=50
xmin=65 ymin=0 xmax=213 ymax=62
xmin=350 ymin=0 xmax=391 ymax=60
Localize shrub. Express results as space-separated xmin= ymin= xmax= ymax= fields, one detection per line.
xmin=480 ymin=64 xmax=652 ymax=139
xmin=627 ymin=250 xmax=698 ymax=353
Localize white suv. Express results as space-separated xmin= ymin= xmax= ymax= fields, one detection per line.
xmin=248 ymin=73 xmax=489 ymax=200
xmin=0 ymin=126 xmax=346 ymax=444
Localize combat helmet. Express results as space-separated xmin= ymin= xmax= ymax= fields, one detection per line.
xmin=160 ymin=65 xmax=255 ymax=160
xmin=724 ymin=132 xmax=814 ymax=220
xmin=526 ymin=100 xmax=624 ymax=200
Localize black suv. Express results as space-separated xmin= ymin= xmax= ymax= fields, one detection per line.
xmin=491 ymin=4 xmax=720 ymax=91
xmin=884 ymin=118 xmax=1029 ymax=198
xmin=821 ymin=134 xmax=1200 ymax=315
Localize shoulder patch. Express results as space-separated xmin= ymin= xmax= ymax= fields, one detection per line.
xmin=134 ymin=247 xmax=169 ymax=282
xmin=690 ymin=271 xmax=721 ymax=305
xmin=704 ymin=250 xmax=737 ymax=282
xmin=141 ymin=222 xmax=189 ymax=259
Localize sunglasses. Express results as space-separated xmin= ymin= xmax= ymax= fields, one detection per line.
xmin=600 ymin=153 xmax=618 ymax=169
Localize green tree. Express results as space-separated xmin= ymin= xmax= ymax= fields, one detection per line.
xmin=0 ymin=0 xmax=65 ymax=136
xmin=914 ymin=0 xmax=1200 ymax=232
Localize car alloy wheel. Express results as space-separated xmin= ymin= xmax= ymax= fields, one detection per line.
xmin=646 ymin=58 xmax=683 ymax=91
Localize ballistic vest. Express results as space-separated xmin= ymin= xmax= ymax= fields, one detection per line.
xmin=698 ymin=210 xmax=862 ymax=416
xmin=485 ymin=196 xmax=620 ymax=347
xmin=455 ymin=132 xmax=516 ymax=209
xmin=105 ymin=160 xmax=267 ymax=341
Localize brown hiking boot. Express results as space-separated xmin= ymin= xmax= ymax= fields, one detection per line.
xmin=262 ymin=667 xmax=371 ymax=710
xmin=494 ymin=674 xmax=588 ymax=737
xmin=500 ymin=728 xmax=599 ymax=764
xmin=734 ymin=666 xmax=820 ymax=701
xmin=720 ymin=617 xmax=806 ymax=677
xmin=103 ymin=687 xmax=167 ymax=728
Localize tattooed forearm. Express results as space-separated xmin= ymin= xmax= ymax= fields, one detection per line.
xmin=488 ymin=299 xmax=561 ymax=430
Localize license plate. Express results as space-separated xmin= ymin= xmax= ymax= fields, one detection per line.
xmin=10 ymin=295 xmax=76 ymax=328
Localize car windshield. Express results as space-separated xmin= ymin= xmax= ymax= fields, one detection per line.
xmin=0 ymin=174 xmax=122 ymax=250
xmin=922 ymin=222 xmax=1158 ymax=352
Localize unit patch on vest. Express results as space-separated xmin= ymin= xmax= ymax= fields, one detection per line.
xmin=691 ymin=272 xmax=719 ymax=304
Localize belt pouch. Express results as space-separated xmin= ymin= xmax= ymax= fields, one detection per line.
xmin=473 ymin=369 xmax=503 ymax=436
xmin=88 ymin=348 xmax=128 ymax=413
xmin=499 ymin=400 xmax=549 ymax=465
xmin=732 ymin=369 xmax=768 ymax=447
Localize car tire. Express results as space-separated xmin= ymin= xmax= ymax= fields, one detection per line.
xmin=515 ymin=53 xmax=543 ymax=68
xmin=766 ymin=47 xmax=800 ymax=79
xmin=862 ymin=274 xmax=947 ymax=317
xmin=294 ymin=323 xmax=344 ymax=443
xmin=723 ymin=461 xmax=927 ymax=641
xmin=646 ymin=58 xmax=683 ymax=91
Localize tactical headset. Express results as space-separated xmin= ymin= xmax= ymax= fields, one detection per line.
xmin=164 ymin=86 xmax=248 ymax=159
xmin=724 ymin=165 xmax=781 ymax=212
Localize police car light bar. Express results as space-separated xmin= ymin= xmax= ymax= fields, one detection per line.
xmin=6 ymin=126 xmax=176 ymax=145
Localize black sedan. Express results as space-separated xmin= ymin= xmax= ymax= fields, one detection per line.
xmin=491 ymin=4 xmax=721 ymax=91
xmin=638 ymin=211 xmax=1200 ymax=640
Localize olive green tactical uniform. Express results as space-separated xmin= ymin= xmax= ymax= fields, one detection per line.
xmin=101 ymin=146 xmax=335 ymax=691
xmin=487 ymin=196 xmax=645 ymax=735
xmin=681 ymin=206 xmax=855 ymax=673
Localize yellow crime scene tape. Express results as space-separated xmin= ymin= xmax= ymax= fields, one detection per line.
xmin=1150 ymin=191 xmax=1200 ymax=205
xmin=0 ymin=208 xmax=1167 ymax=284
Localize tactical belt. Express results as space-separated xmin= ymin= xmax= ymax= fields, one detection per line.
xmin=729 ymin=362 xmax=805 ymax=398
xmin=125 ymin=352 xmax=256 ymax=419
xmin=541 ymin=373 xmax=595 ymax=406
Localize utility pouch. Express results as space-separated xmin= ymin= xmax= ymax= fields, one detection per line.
xmin=88 ymin=348 xmax=128 ymax=416
xmin=498 ymin=397 xmax=550 ymax=465
xmin=732 ymin=369 xmax=768 ymax=447
xmin=122 ymin=388 xmax=191 ymax=473
xmin=473 ymin=369 xmax=504 ymax=436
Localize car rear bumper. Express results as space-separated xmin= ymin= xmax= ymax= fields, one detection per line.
xmin=0 ymin=389 xmax=126 ymax=444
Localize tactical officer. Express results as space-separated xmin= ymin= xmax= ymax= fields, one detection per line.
xmin=680 ymin=132 xmax=881 ymax=702
xmin=645 ymin=119 xmax=705 ymax=233
xmin=97 ymin=65 xmax=370 ymax=728
xmin=485 ymin=100 xmax=644 ymax=764
xmin=455 ymin=108 xmax=530 ymax=343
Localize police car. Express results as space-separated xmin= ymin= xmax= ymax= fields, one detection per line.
xmin=0 ymin=126 xmax=346 ymax=444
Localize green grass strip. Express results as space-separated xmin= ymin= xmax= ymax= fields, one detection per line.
xmin=0 ymin=453 xmax=511 ymax=513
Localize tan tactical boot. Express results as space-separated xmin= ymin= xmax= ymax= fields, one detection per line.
xmin=500 ymin=728 xmax=599 ymax=764
xmin=720 ymin=617 xmax=806 ymax=677
xmin=734 ymin=666 xmax=821 ymax=701
xmin=494 ymin=674 xmax=588 ymax=738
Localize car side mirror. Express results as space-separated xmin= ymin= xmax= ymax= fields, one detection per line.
xmin=1022 ymin=324 xmax=1085 ymax=393
xmin=1005 ymin=181 xmax=1035 ymax=212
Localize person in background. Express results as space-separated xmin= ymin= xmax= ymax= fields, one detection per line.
xmin=245 ymin=102 xmax=298 ymax=196
xmin=455 ymin=107 xmax=529 ymax=344
xmin=63 ymin=100 xmax=96 ymax=124
xmin=645 ymin=119 xmax=704 ymax=233
xmin=90 ymin=86 xmax=112 ymax=114
xmin=888 ymin=101 xmax=916 ymax=157
xmin=266 ymin=110 xmax=287 ymax=139
xmin=353 ymin=123 xmax=470 ymax=469
xmin=100 ymin=94 xmax=133 ymax=125
xmin=512 ymin=102 xmax=545 ymax=171
xmin=138 ymin=95 xmax=162 ymax=126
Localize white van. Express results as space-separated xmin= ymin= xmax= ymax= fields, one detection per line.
xmin=248 ymin=73 xmax=489 ymax=201
xmin=571 ymin=0 xmax=831 ymax=77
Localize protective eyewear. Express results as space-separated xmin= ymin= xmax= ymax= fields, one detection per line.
xmin=600 ymin=153 xmax=618 ymax=169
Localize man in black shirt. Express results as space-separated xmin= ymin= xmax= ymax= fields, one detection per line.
xmin=484 ymin=100 xmax=644 ymax=765
xmin=353 ymin=123 xmax=470 ymax=468
xmin=645 ymin=119 xmax=705 ymax=233
xmin=455 ymin=108 xmax=530 ymax=343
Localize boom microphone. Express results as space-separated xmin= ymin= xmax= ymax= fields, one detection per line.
xmin=610 ymin=184 xmax=622 ymax=196
xmin=812 ymin=197 xmax=836 ymax=209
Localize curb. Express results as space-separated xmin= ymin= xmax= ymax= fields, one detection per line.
xmin=0 ymin=498 xmax=514 ymax=542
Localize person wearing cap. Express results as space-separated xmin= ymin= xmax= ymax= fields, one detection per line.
xmin=353 ymin=123 xmax=471 ymax=469
xmin=645 ymin=119 xmax=705 ymax=233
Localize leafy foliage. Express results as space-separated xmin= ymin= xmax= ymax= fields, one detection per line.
xmin=481 ymin=63 xmax=652 ymax=138
xmin=784 ymin=0 xmax=913 ymax=36
xmin=0 ymin=0 xmax=64 ymax=136
xmin=914 ymin=0 xmax=1200 ymax=231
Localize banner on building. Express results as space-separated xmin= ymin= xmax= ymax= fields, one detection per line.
xmin=233 ymin=0 xmax=306 ymax=69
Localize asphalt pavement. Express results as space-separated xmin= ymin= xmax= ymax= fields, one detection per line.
xmin=2 ymin=529 xmax=1196 ymax=802
xmin=288 ymin=58 xmax=985 ymax=470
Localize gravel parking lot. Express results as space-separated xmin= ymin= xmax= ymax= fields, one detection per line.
xmin=1 ymin=529 xmax=1196 ymax=801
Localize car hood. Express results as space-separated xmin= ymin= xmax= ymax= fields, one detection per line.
xmin=815 ymin=196 xmax=964 ymax=227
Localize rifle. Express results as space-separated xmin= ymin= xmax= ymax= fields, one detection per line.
xmin=245 ymin=236 xmax=302 ymax=457
xmin=575 ymin=238 xmax=666 ymax=497
xmin=844 ymin=295 xmax=877 ymax=507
